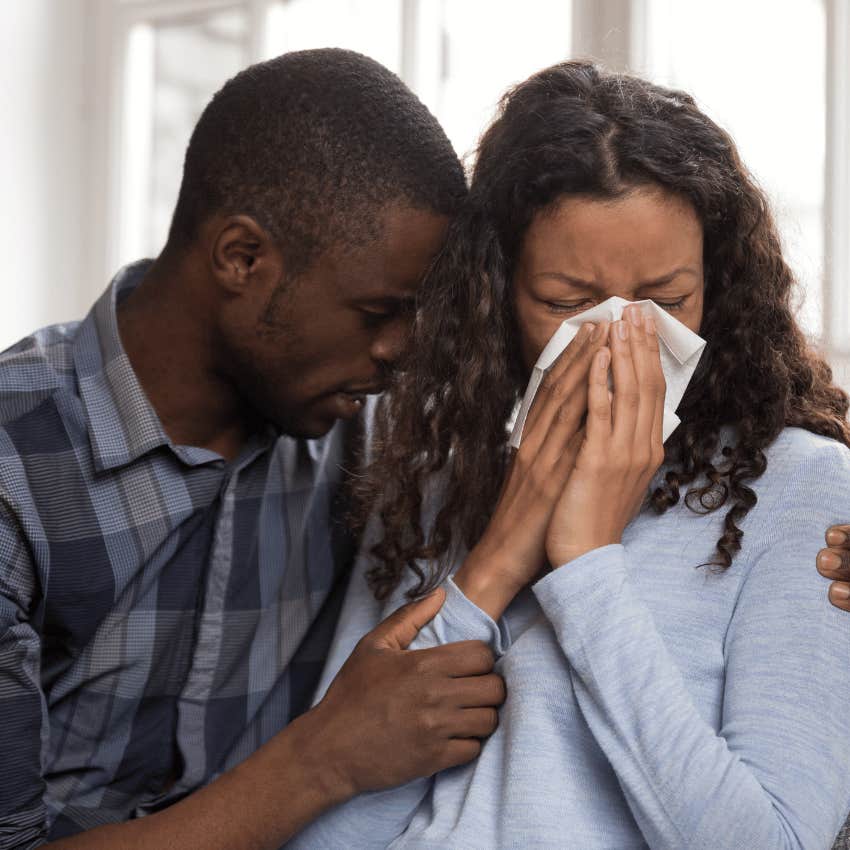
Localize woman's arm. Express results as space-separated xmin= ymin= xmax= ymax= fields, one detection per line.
xmin=284 ymin=542 xmax=506 ymax=849
xmin=535 ymin=441 xmax=850 ymax=848
xmin=534 ymin=311 xmax=850 ymax=848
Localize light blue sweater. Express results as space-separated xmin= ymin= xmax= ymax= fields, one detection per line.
xmin=286 ymin=427 xmax=850 ymax=849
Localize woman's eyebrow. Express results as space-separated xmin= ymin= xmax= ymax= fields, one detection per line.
xmin=638 ymin=267 xmax=700 ymax=288
xmin=532 ymin=272 xmax=595 ymax=287
xmin=533 ymin=266 xmax=699 ymax=288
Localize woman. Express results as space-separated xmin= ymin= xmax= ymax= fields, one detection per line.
xmin=286 ymin=62 xmax=850 ymax=849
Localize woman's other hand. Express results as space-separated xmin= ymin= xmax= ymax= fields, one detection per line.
xmin=817 ymin=525 xmax=850 ymax=611
xmin=454 ymin=320 xmax=610 ymax=620
xmin=546 ymin=305 xmax=666 ymax=567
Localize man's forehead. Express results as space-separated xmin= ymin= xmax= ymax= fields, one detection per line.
xmin=327 ymin=208 xmax=449 ymax=300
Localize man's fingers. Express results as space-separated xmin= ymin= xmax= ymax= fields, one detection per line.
xmin=412 ymin=640 xmax=496 ymax=678
xmin=826 ymin=525 xmax=850 ymax=547
xmin=448 ymin=672 xmax=507 ymax=708
xmin=828 ymin=581 xmax=850 ymax=612
xmin=370 ymin=588 xmax=446 ymax=650
xmin=817 ymin=547 xmax=850 ymax=580
xmin=439 ymin=738 xmax=482 ymax=771
xmin=449 ymin=707 xmax=500 ymax=739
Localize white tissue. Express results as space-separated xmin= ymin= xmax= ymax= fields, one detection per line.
xmin=509 ymin=296 xmax=706 ymax=449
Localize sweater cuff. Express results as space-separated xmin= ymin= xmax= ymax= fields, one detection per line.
xmin=532 ymin=543 xmax=628 ymax=626
xmin=437 ymin=576 xmax=512 ymax=656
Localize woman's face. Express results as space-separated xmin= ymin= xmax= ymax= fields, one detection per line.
xmin=512 ymin=186 xmax=705 ymax=372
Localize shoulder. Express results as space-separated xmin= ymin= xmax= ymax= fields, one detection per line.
xmin=0 ymin=322 xmax=81 ymax=426
xmin=757 ymin=427 xmax=850 ymax=498
xmin=733 ymin=428 xmax=850 ymax=566
xmin=0 ymin=325 xmax=88 ymax=523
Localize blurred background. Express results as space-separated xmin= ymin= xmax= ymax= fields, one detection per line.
xmin=1 ymin=0 xmax=848 ymax=380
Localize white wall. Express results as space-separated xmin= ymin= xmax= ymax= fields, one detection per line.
xmin=0 ymin=0 xmax=92 ymax=349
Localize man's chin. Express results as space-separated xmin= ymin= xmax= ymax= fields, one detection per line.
xmin=271 ymin=394 xmax=361 ymax=440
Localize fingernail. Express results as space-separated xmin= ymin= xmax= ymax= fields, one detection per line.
xmin=827 ymin=528 xmax=849 ymax=546
xmin=645 ymin=315 xmax=657 ymax=335
xmin=597 ymin=348 xmax=610 ymax=370
xmin=591 ymin=322 xmax=604 ymax=341
xmin=831 ymin=584 xmax=850 ymax=601
xmin=616 ymin=320 xmax=629 ymax=340
xmin=580 ymin=322 xmax=594 ymax=341
xmin=819 ymin=550 xmax=842 ymax=571
xmin=627 ymin=307 xmax=642 ymax=327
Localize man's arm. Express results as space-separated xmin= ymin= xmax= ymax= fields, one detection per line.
xmin=817 ymin=524 xmax=850 ymax=611
xmin=5 ymin=591 xmax=501 ymax=850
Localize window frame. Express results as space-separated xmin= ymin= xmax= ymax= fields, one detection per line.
xmin=825 ymin=0 xmax=850 ymax=358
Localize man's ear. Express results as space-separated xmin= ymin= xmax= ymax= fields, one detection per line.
xmin=208 ymin=215 xmax=284 ymax=295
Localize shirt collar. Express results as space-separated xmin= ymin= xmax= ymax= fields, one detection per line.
xmin=73 ymin=260 xmax=215 ymax=472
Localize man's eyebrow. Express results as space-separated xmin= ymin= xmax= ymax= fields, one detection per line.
xmin=533 ymin=267 xmax=699 ymax=288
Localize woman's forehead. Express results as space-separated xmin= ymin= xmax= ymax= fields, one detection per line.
xmin=521 ymin=190 xmax=703 ymax=280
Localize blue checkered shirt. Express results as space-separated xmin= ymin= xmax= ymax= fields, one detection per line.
xmin=0 ymin=261 xmax=359 ymax=848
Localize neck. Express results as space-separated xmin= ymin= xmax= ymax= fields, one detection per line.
xmin=117 ymin=250 xmax=256 ymax=461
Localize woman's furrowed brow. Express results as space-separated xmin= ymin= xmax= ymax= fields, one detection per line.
xmin=533 ymin=266 xmax=699 ymax=289
xmin=638 ymin=267 xmax=700 ymax=288
xmin=532 ymin=271 xmax=595 ymax=288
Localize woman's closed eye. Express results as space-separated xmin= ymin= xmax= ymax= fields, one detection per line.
xmin=543 ymin=296 xmax=688 ymax=315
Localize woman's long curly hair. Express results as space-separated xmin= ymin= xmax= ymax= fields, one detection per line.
xmin=358 ymin=61 xmax=850 ymax=601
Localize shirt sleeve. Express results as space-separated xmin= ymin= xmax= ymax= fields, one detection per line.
xmin=284 ymin=531 xmax=508 ymax=849
xmin=0 ymin=504 xmax=49 ymax=850
xmin=532 ymin=442 xmax=850 ymax=850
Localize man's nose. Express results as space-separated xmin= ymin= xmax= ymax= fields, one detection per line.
xmin=370 ymin=314 xmax=412 ymax=365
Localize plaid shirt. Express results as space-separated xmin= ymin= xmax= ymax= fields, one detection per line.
xmin=0 ymin=261 xmax=358 ymax=848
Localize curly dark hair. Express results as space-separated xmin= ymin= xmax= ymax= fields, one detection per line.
xmin=169 ymin=48 xmax=466 ymax=274
xmin=358 ymin=60 xmax=850 ymax=601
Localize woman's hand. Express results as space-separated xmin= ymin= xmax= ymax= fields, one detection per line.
xmin=454 ymin=320 xmax=610 ymax=620
xmin=546 ymin=306 xmax=666 ymax=567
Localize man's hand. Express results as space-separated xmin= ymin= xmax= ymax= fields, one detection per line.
xmin=309 ymin=589 xmax=507 ymax=796
xmin=817 ymin=525 xmax=850 ymax=611
xmin=47 ymin=589 xmax=504 ymax=850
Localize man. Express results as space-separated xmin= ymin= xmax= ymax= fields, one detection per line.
xmin=819 ymin=526 xmax=850 ymax=850
xmin=0 ymin=49 xmax=504 ymax=849
xmin=818 ymin=525 xmax=850 ymax=610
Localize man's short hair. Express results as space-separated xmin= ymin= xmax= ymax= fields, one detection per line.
xmin=168 ymin=48 xmax=466 ymax=273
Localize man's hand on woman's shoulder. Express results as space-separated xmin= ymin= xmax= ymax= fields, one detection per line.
xmin=817 ymin=525 xmax=850 ymax=611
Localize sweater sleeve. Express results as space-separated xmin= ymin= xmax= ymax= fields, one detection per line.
xmin=284 ymin=545 xmax=508 ymax=849
xmin=533 ymin=442 xmax=850 ymax=850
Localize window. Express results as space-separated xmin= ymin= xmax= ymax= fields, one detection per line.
xmin=93 ymin=0 xmax=849 ymax=378
xmin=120 ymin=4 xmax=250 ymax=263
xmin=402 ymin=0 xmax=572 ymax=161
xmin=639 ymin=0 xmax=827 ymax=337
